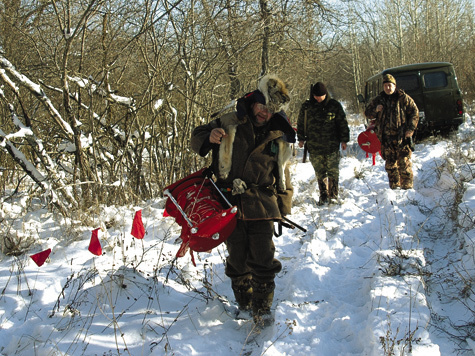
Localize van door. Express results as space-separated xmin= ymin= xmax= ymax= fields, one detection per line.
xmin=392 ymin=72 xmax=425 ymax=126
xmin=420 ymin=67 xmax=456 ymax=130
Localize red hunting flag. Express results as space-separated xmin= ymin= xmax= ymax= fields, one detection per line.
xmin=88 ymin=228 xmax=102 ymax=256
xmin=131 ymin=210 xmax=145 ymax=239
xmin=358 ymin=125 xmax=381 ymax=166
xmin=30 ymin=248 xmax=51 ymax=267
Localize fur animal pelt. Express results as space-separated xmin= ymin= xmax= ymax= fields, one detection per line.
xmin=217 ymin=113 xmax=291 ymax=192
xmin=258 ymin=74 xmax=291 ymax=114
xmin=212 ymin=74 xmax=291 ymax=118
xmin=276 ymin=138 xmax=292 ymax=191
xmin=217 ymin=74 xmax=292 ymax=190
xmin=218 ymin=114 xmax=239 ymax=181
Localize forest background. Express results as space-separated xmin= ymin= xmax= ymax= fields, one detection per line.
xmin=0 ymin=0 xmax=474 ymax=226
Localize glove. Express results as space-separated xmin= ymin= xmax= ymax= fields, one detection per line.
xmin=232 ymin=178 xmax=247 ymax=195
xmin=404 ymin=137 xmax=415 ymax=152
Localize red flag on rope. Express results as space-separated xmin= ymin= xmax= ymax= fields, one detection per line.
xmin=131 ymin=210 xmax=145 ymax=239
xmin=30 ymin=248 xmax=52 ymax=267
xmin=88 ymin=228 xmax=102 ymax=256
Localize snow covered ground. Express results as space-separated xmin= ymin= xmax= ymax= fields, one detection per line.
xmin=0 ymin=118 xmax=474 ymax=356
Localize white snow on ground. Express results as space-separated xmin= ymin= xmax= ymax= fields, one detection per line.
xmin=0 ymin=119 xmax=474 ymax=356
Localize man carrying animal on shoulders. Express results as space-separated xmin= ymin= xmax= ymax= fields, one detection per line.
xmin=190 ymin=74 xmax=295 ymax=327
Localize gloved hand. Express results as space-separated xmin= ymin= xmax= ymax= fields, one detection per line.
xmin=404 ymin=136 xmax=415 ymax=151
xmin=232 ymin=178 xmax=247 ymax=195
xmin=367 ymin=120 xmax=376 ymax=130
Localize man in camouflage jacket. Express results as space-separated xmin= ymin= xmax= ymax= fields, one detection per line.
xmin=191 ymin=74 xmax=295 ymax=326
xmin=364 ymin=74 xmax=419 ymax=189
xmin=297 ymin=82 xmax=350 ymax=205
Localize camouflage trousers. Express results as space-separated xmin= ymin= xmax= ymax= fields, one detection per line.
xmin=309 ymin=151 xmax=341 ymax=203
xmin=309 ymin=151 xmax=340 ymax=180
xmin=381 ymin=141 xmax=413 ymax=189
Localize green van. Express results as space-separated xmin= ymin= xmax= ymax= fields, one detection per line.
xmin=358 ymin=62 xmax=464 ymax=136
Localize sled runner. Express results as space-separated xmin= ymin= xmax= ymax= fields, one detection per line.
xmin=163 ymin=168 xmax=237 ymax=266
xmin=358 ymin=125 xmax=381 ymax=165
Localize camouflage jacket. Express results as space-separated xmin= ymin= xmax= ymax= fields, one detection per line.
xmin=364 ymin=89 xmax=419 ymax=142
xmin=297 ymin=97 xmax=350 ymax=155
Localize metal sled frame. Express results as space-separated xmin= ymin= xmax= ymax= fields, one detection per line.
xmin=163 ymin=175 xmax=237 ymax=236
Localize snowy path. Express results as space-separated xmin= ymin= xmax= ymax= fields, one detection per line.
xmin=265 ymin=151 xmax=432 ymax=356
xmin=271 ymin=175 xmax=377 ymax=355
xmin=246 ymin=135 xmax=473 ymax=356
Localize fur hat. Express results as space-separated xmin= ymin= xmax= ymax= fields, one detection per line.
xmin=383 ymin=74 xmax=396 ymax=85
xmin=312 ymin=82 xmax=327 ymax=97
xmin=257 ymin=74 xmax=290 ymax=113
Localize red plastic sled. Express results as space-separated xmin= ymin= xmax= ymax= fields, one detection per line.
xmin=358 ymin=128 xmax=381 ymax=165
xmin=163 ymin=169 xmax=237 ymax=266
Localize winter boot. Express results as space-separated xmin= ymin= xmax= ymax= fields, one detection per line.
xmin=400 ymin=174 xmax=413 ymax=190
xmin=317 ymin=179 xmax=328 ymax=206
xmin=328 ymin=177 xmax=339 ymax=204
xmin=389 ymin=180 xmax=401 ymax=190
xmin=232 ymin=276 xmax=253 ymax=313
xmin=251 ymin=280 xmax=275 ymax=327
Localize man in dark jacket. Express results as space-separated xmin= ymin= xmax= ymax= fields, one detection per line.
xmin=364 ymin=74 xmax=419 ymax=189
xmin=191 ymin=74 xmax=295 ymax=327
xmin=297 ymin=82 xmax=350 ymax=205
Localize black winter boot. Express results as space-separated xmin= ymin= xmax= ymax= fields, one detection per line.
xmin=251 ymin=280 xmax=275 ymax=327
xmin=317 ymin=179 xmax=328 ymax=206
xmin=328 ymin=177 xmax=339 ymax=203
xmin=232 ymin=277 xmax=253 ymax=312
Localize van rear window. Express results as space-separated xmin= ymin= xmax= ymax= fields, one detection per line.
xmin=423 ymin=71 xmax=448 ymax=89
xmin=394 ymin=75 xmax=419 ymax=91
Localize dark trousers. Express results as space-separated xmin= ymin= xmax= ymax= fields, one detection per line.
xmin=225 ymin=220 xmax=282 ymax=285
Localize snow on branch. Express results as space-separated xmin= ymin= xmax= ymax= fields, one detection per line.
xmin=40 ymin=79 xmax=104 ymax=124
xmin=0 ymin=56 xmax=75 ymax=138
xmin=0 ymin=127 xmax=47 ymax=188
xmin=0 ymin=95 xmax=78 ymax=213
xmin=40 ymin=76 xmax=130 ymax=144
xmin=68 ymin=75 xmax=136 ymax=111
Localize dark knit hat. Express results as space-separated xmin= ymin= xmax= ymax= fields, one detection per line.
xmin=312 ymin=82 xmax=327 ymax=96
xmin=383 ymin=74 xmax=396 ymax=85
xmin=236 ymin=90 xmax=267 ymax=120
xmin=246 ymin=90 xmax=267 ymax=105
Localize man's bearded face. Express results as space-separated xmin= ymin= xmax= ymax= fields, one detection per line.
xmin=252 ymin=103 xmax=272 ymax=126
